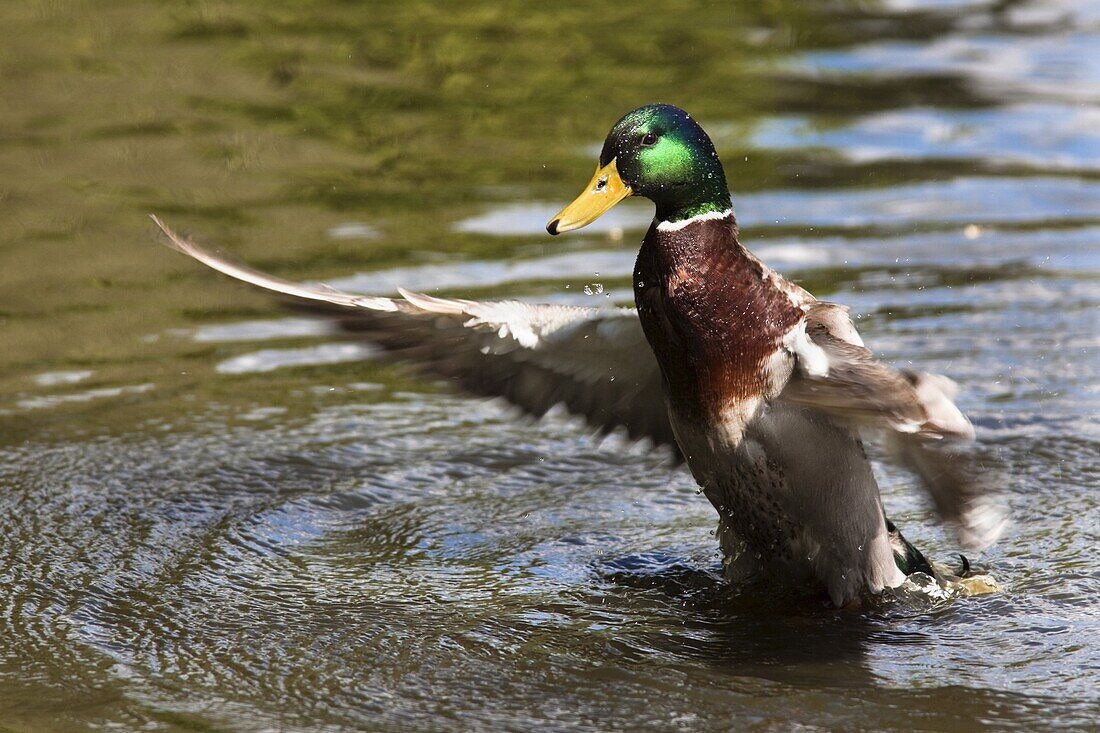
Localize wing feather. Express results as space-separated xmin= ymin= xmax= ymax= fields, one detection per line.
xmin=151 ymin=216 xmax=677 ymax=455
xmin=781 ymin=301 xmax=1007 ymax=551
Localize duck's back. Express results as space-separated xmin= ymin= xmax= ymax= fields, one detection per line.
xmin=633 ymin=213 xmax=905 ymax=605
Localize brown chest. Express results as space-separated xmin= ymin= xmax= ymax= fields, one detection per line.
xmin=633 ymin=218 xmax=801 ymax=418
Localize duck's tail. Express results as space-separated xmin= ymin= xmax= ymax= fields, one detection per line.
xmin=886 ymin=517 xmax=974 ymax=579
xmin=886 ymin=517 xmax=939 ymax=577
xmin=885 ymin=517 xmax=996 ymax=600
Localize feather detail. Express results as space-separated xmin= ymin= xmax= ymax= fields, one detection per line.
xmin=151 ymin=215 xmax=679 ymax=455
xmin=780 ymin=299 xmax=1007 ymax=551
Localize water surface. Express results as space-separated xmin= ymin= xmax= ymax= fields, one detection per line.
xmin=0 ymin=1 xmax=1097 ymax=731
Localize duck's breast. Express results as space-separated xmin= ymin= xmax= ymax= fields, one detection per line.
xmin=633 ymin=219 xmax=802 ymax=420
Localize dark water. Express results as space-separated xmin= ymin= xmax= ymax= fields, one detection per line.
xmin=1 ymin=1 xmax=1097 ymax=730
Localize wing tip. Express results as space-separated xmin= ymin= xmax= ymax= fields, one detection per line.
xmin=957 ymin=499 xmax=1011 ymax=553
xmin=148 ymin=214 xmax=406 ymax=313
xmin=149 ymin=212 xmax=191 ymax=254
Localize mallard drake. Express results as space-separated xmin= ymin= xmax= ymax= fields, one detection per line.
xmin=152 ymin=104 xmax=1005 ymax=607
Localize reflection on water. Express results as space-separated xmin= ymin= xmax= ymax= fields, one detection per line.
xmin=750 ymin=104 xmax=1100 ymax=170
xmin=456 ymin=177 xmax=1100 ymax=235
xmin=0 ymin=0 xmax=1097 ymax=731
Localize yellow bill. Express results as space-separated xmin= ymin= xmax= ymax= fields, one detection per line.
xmin=546 ymin=159 xmax=632 ymax=235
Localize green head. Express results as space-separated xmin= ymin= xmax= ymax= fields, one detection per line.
xmin=547 ymin=104 xmax=731 ymax=234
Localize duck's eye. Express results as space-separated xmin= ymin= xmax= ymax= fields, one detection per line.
xmin=641 ymin=132 xmax=658 ymax=147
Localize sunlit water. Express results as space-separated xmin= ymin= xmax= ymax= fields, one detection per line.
xmin=0 ymin=1 xmax=1096 ymax=731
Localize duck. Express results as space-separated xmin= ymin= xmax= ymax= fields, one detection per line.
xmin=151 ymin=103 xmax=1006 ymax=607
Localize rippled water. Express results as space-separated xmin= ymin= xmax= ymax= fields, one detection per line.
xmin=0 ymin=1 xmax=1097 ymax=730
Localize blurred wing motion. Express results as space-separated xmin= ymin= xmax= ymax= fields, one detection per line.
xmin=152 ymin=216 xmax=1005 ymax=550
xmin=780 ymin=302 xmax=1008 ymax=550
xmin=150 ymin=215 xmax=678 ymax=454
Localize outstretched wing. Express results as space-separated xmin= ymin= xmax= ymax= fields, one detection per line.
xmin=151 ymin=216 xmax=677 ymax=454
xmin=780 ymin=301 xmax=1008 ymax=551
